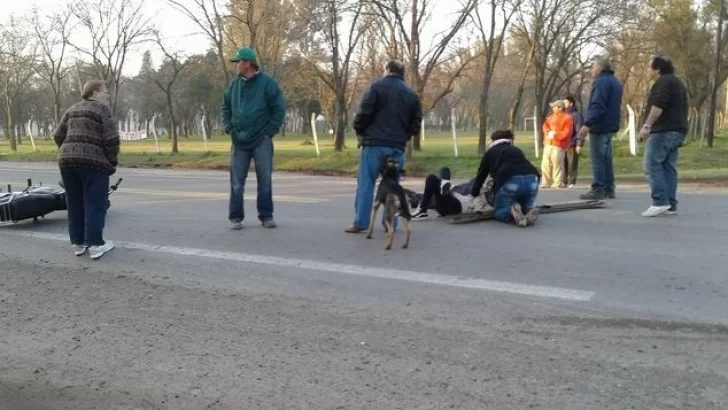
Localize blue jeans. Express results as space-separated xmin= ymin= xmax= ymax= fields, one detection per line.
xmin=353 ymin=146 xmax=405 ymax=229
xmin=588 ymin=132 xmax=615 ymax=194
xmin=229 ymin=137 xmax=274 ymax=222
xmin=493 ymin=175 xmax=539 ymax=222
xmin=643 ymin=131 xmax=684 ymax=208
xmin=60 ymin=167 xmax=110 ymax=246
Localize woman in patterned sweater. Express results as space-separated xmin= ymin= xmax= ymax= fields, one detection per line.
xmin=54 ymin=80 xmax=120 ymax=259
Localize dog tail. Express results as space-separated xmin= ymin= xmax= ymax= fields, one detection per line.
xmin=396 ymin=189 xmax=412 ymax=220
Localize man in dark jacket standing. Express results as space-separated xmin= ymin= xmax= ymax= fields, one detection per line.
xmin=563 ymin=95 xmax=584 ymax=187
xmin=639 ymin=54 xmax=688 ymax=217
xmin=222 ymin=47 xmax=285 ymax=230
xmin=345 ymin=60 xmax=422 ymax=233
xmin=578 ymin=56 xmax=623 ymax=200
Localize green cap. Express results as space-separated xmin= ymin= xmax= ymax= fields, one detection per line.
xmin=230 ymin=47 xmax=257 ymax=64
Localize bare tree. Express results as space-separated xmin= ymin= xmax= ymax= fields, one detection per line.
xmin=146 ymin=32 xmax=190 ymax=153
xmin=471 ymin=0 xmax=522 ymax=154
xmin=706 ymin=0 xmax=726 ymax=147
xmin=31 ymin=8 xmax=73 ymax=124
xmin=514 ymin=0 xmax=632 ymax=141
xmin=371 ymin=0 xmax=478 ymax=152
xmin=166 ymin=0 xmax=231 ymax=83
xmin=296 ymin=0 xmax=369 ymax=151
xmin=0 ymin=17 xmax=37 ymax=151
xmin=66 ymin=0 xmax=152 ymax=114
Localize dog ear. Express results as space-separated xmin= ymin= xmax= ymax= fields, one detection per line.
xmin=399 ymin=168 xmax=407 ymax=176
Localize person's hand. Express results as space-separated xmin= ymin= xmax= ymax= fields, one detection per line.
xmin=547 ymin=130 xmax=555 ymax=140
xmin=575 ymin=146 xmax=582 ymax=154
xmin=639 ymin=126 xmax=650 ymax=142
xmin=579 ymin=125 xmax=589 ymax=138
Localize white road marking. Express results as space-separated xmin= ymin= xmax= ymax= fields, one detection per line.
xmin=0 ymin=231 xmax=596 ymax=302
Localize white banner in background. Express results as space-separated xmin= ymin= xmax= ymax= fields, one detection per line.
xmin=119 ymin=130 xmax=148 ymax=141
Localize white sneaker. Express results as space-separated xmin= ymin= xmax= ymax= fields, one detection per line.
xmin=89 ymin=241 xmax=115 ymax=260
xmin=72 ymin=245 xmax=87 ymax=256
xmin=230 ymin=221 xmax=243 ymax=230
xmin=641 ymin=205 xmax=670 ymax=217
xmin=411 ymin=207 xmax=429 ymax=220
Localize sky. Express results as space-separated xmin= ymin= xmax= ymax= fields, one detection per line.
xmin=1 ymin=0 xmax=475 ymax=77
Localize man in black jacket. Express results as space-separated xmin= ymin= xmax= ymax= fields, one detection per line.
xmin=639 ymin=54 xmax=688 ymax=217
xmin=470 ymin=130 xmax=541 ymax=227
xmin=345 ymin=60 xmax=423 ymax=233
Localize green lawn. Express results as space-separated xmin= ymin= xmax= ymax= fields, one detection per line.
xmin=2 ymin=130 xmax=728 ymax=182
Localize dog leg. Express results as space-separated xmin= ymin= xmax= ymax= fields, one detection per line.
xmin=366 ymin=202 xmax=379 ymax=239
xmin=401 ymin=218 xmax=411 ymax=249
xmin=384 ymin=219 xmax=395 ymax=250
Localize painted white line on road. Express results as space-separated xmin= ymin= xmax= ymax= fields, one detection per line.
xmin=1 ymin=231 xmax=596 ymax=302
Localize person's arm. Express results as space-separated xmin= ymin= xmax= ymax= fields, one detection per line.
xmin=583 ymin=80 xmax=606 ymax=128
xmin=643 ymin=77 xmax=668 ymax=129
xmin=409 ymin=95 xmax=423 ymax=140
xmin=573 ymin=112 xmax=584 ymax=146
xmin=542 ymin=117 xmax=550 ymax=134
xmin=266 ymin=78 xmax=286 ymax=137
xmin=353 ymin=84 xmax=377 ymax=135
xmin=221 ymin=81 xmax=233 ymax=134
xmin=100 ymin=104 xmax=120 ymax=170
xmin=471 ymin=151 xmax=492 ymax=196
xmin=53 ymin=111 xmax=69 ymax=147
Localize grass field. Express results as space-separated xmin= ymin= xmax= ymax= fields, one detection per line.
xmin=2 ymin=130 xmax=728 ymax=182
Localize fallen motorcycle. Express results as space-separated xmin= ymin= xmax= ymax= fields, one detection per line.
xmin=0 ymin=178 xmax=123 ymax=225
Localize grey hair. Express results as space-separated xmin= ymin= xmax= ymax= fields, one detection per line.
xmin=592 ymin=55 xmax=612 ymax=71
xmin=386 ymin=60 xmax=406 ymax=76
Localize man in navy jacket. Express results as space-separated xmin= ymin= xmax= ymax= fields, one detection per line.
xmin=345 ymin=60 xmax=423 ymax=233
xmin=578 ymin=56 xmax=623 ymax=200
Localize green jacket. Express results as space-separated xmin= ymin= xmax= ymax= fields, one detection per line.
xmin=222 ymin=71 xmax=286 ymax=150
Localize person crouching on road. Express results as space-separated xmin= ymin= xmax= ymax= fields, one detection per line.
xmin=222 ymin=47 xmax=286 ymax=230
xmin=541 ymin=100 xmax=573 ymax=189
xmin=470 ymin=130 xmax=541 ymax=227
xmin=54 ymin=80 xmax=119 ymax=259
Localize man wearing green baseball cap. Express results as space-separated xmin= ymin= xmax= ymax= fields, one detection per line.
xmin=222 ymin=46 xmax=286 ymax=230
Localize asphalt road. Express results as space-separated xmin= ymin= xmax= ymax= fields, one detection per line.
xmin=1 ymin=162 xmax=727 ymax=409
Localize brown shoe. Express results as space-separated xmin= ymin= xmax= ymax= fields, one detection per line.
xmin=345 ymin=225 xmax=365 ymax=233
xmin=510 ymin=203 xmax=527 ymax=227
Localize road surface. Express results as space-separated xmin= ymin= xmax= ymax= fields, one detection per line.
xmin=1 ymin=162 xmax=726 ymax=409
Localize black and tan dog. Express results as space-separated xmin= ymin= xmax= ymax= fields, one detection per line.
xmin=366 ymin=157 xmax=412 ymax=249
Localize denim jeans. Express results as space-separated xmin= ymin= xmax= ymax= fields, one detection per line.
xmin=60 ymin=167 xmax=110 ymax=246
xmin=493 ymin=175 xmax=540 ymax=222
xmin=588 ymin=132 xmax=615 ymax=194
xmin=643 ymin=131 xmax=685 ymax=208
xmin=229 ymin=137 xmax=274 ymax=222
xmin=352 ymin=146 xmax=405 ymax=229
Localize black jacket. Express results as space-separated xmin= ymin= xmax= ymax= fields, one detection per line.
xmin=353 ymin=74 xmax=423 ymax=150
xmin=646 ymin=73 xmax=689 ymax=133
xmin=471 ymin=142 xmax=540 ymax=196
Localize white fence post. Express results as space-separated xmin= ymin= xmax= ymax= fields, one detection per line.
xmin=627 ymin=104 xmax=637 ymax=156
xmin=533 ymin=106 xmax=540 ymax=159
xmin=310 ymin=113 xmax=320 ymax=156
xmin=450 ymin=108 xmax=458 ymax=157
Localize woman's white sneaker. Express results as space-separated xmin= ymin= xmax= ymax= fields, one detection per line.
xmin=89 ymin=241 xmax=115 ymax=260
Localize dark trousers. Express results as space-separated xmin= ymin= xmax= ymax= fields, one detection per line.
xmin=60 ymin=167 xmax=110 ymax=246
xmin=421 ymin=167 xmax=462 ymax=216
xmin=563 ymin=147 xmax=579 ymax=186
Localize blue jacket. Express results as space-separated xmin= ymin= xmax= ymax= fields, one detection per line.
xmin=353 ymin=74 xmax=422 ymax=150
xmin=584 ymin=70 xmax=623 ymax=134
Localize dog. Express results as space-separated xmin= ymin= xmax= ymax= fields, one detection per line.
xmin=366 ymin=156 xmax=412 ymax=249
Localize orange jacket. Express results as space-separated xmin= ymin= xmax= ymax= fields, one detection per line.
xmin=542 ymin=111 xmax=574 ymax=150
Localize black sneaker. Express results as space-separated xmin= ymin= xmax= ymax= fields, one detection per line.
xmin=440 ymin=180 xmax=452 ymax=196
xmin=605 ymin=191 xmax=615 ymax=199
xmin=580 ymin=190 xmax=605 ymax=200
xmin=412 ymin=207 xmax=429 ymax=220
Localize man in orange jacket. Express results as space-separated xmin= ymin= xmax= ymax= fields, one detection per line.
xmin=541 ymin=100 xmax=574 ymax=188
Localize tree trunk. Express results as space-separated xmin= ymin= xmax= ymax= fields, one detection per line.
xmin=5 ymin=94 xmax=16 ymax=152
xmin=167 ymin=93 xmax=178 ymax=153
xmin=706 ymin=0 xmax=724 ymax=147
xmin=333 ymin=93 xmax=347 ymax=151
